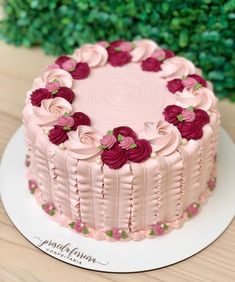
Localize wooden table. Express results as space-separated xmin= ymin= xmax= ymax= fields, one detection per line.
xmin=0 ymin=41 xmax=234 ymax=282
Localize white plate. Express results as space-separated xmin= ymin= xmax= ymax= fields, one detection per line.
xmin=0 ymin=126 xmax=235 ymax=273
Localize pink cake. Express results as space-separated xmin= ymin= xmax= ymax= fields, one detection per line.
xmin=23 ymin=39 xmax=220 ymax=241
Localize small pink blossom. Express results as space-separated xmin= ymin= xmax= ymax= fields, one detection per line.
xmin=97 ymin=41 xmax=109 ymax=48
xmin=46 ymin=80 xmax=61 ymax=93
xmin=74 ymin=220 xmax=85 ymax=233
xmin=61 ymin=59 xmax=77 ymax=72
xmin=58 ymin=115 xmax=74 ymax=128
xmin=151 ymin=49 xmax=165 ymax=61
xmin=181 ymin=109 xmax=196 ymax=122
xmin=112 ymin=228 xmax=122 ymax=240
xmin=118 ymin=42 xmax=133 ymax=52
xmin=153 ymin=223 xmax=167 ymax=235
xmin=207 ymin=178 xmax=216 ymax=190
xmin=43 ymin=203 xmax=55 ymax=214
xmin=119 ymin=136 xmax=135 ymax=150
xmin=100 ymin=134 xmax=117 ymax=149
xmin=182 ymin=77 xmax=197 ymax=90
xmin=46 ymin=63 xmax=60 ymax=71
xmin=28 ymin=180 xmax=37 ymax=193
xmin=186 ymin=203 xmax=200 ymax=217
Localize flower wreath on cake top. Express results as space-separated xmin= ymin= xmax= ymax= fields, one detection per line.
xmin=29 ymin=39 xmax=216 ymax=169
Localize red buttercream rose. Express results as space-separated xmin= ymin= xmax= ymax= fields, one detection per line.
xmin=48 ymin=125 xmax=69 ymax=145
xmin=70 ymin=63 xmax=90 ymax=79
xmin=163 ymin=105 xmax=183 ymax=125
xmin=101 ymin=143 xmax=128 ymax=169
xmin=127 ymin=139 xmax=152 ymax=163
xmin=194 ymin=109 xmax=210 ymax=126
xmin=30 ymin=88 xmax=52 ymax=106
xmin=177 ymin=122 xmax=203 ymax=140
xmin=107 ymin=40 xmax=124 ymax=54
xmin=108 ymin=51 xmax=132 ymax=67
xmin=56 ymin=87 xmax=75 ymax=103
xmin=71 ymin=112 xmax=91 ymax=130
xmin=167 ymin=78 xmax=185 ymax=94
xmin=141 ymin=57 xmax=162 ymax=72
xmin=113 ymin=126 xmax=137 ymax=141
xmin=188 ymin=74 xmax=207 ymax=87
xmin=55 ymin=55 xmax=71 ymax=67
xmin=163 ymin=49 xmax=175 ymax=59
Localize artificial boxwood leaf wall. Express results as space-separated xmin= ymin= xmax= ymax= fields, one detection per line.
xmin=0 ymin=0 xmax=234 ymax=100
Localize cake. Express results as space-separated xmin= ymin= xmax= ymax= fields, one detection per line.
xmin=23 ymin=39 xmax=220 ymax=241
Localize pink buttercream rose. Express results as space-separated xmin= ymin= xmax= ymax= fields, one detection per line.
xmin=182 ymin=77 xmax=197 ymax=90
xmin=181 ymin=109 xmax=196 ymax=122
xmin=118 ymin=42 xmax=133 ymax=52
xmin=159 ymin=56 xmax=195 ymax=80
xmin=74 ymin=220 xmax=85 ymax=233
xmin=100 ymin=134 xmax=117 ymax=149
xmin=130 ymin=39 xmax=158 ymax=62
xmin=151 ymin=49 xmax=166 ymax=60
xmin=74 ymin=43 xmax=108 ymax=67
xmin=119 ymin=136 xmax=135 ymax=150
xmin=186 ymin=203 xmax=200 ymax=217
xmin=140 ymin=121 xmax=181 ymax=156
xmin=58 ymin=116 xmax=74 ymax=128
xmin=43 ymin=203 xmax=55 ymax=215
xmin=33 ymin=69 xmax=73 ymax=89
xmin=65 ymin=125 xmax=101 ymax=160
xmin=33 ymin=97 xmax=72 ymax=126
xmin=61 ymin=58 xmax=76 ymax=72
xmin=46 ymin=80 xmax=61 ymax=93
xmin=153 ymin=223 xmax=167 ymax=235
xmin=112 ymin=228 xmax=122 ymax=240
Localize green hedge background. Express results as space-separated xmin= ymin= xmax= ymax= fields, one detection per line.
xmin=0 ymin=0 xmax=235 ymax=100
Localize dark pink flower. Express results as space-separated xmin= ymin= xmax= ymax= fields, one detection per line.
xmin=71 ymin=112 xmax=91 ymax=130
xmin=58 ymin=116 xmax=74 ymax=129
xmin=141 ymin=57 xmax=162 ymax=72
xmin=101 ymin=143 xmax=128 ymax=169
xmin=162 ymin=49 xmax=175 ymax=59
xmin=167 ymin=79 xmax=185 ymax=94
xmin=48 ymin=125 xmax=69 ymax=145
xmin=188 ymin=74 xmax=207 ymax=87
xmin=207 ymin=178 xmax=216 ymax=191
xmin=194 ymin=109 xmax=210 ymax=126
xmin=127 ymin=139 xmax=152 ymax=163
xmin=113 ymin=126 xmax=137 ymax=141
xmin=152 ymin=223 xmax=168 ymax=235
xmin=119 ymin=136 xmax=135 ymax=150
xmin=61 ymin=59 xmax=76 ymax=72
xmin=181 ymin=109 xmax=196 ymax=122
xmin=107 ymin=40 xmax=124 ymax=54
xmin=56 ymin=87 xmax=75 ymax=103
xmin=186 ymin=203 xmax=200 ymax=218
xmin=163 ymin=105 xmax=184 ymax=125
xmin=177 ymin=122 xmax=203 ymax=140
xmin=100 ymin=134 xmax=117 ymax=149
xmin=108 ymin=51 xmax=132 ymax=66
xmin=71 ymin=63 xmax=90 ymax=79
xmin=55 ymin=55 xmax=71 ymax=67
xmin=30 ymin=88 xmax=52 ymax=106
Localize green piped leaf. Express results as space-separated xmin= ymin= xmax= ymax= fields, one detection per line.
xmin=164 ymin=224 xmax=169 ymax=230
xmin=177 ymin=114 xmax=184 ymax=122
xmin=63 ymin=112 xmax=70 ymax=117
xmin=69 ymin=222 xmax=75 ymax=229
xmin=99 ymin=145 xmax=107 ymax=150
xmin=181 ymin=75 xmax=186 ymax=80
xmin=121 ymin=231 xmax=128 ymax=239
xmin=49 ymin=208 xmax=55 ymax=216
xmin=130 ymin=143 xmax=137 ymax=149
xmin=149 ymin=229 xmax=155 ymax=236
xmin=51 ymin=90 xmax=58 ymax=95
xmin=63 ymin=125 xmax=71 ymax=131
xmin=193 ymin=82 xmax=202 ymax=90
xmin=118 ymin=134 xmax=124 ymax=141
xmin=83 ymin=227 xmax=89 ymax=234
xmin=105 ymin=230 xmax=113 ymax=237
xmin=106 ymin=130 xmax=113 ymax=135
xmin=114 ymin=47 xmax=121 ymax=52
xmin=186 ymin=105 xmax=194 ymax=111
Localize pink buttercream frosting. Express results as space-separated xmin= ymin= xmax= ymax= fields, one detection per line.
xmin=33 ymin=69 xmax=73 ymax=89
xmin=175 ymin=87 xmax=217 ymax=111
xmin=130 ymin=39 xmax=158 ymax=62
xmin=58 ymin=116 xmax=74 ymax=128
xmin=181 ymin=109 xmax=196 ymax=122
xmin=159 ymin=56 xmax=195 ymax=80
xmin=65 ymin=125 xmax=101 ymax=159
xmin=33 ymin=97 xmax=72 ymax=126
xmin=140 ymin=120 xmax=181 ymax=156
xmin=74 ymin=44 xmax=108 ymax=67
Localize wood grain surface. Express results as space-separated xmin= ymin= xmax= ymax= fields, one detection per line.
xmin=0 ymin=41 xmax=234 ymax=282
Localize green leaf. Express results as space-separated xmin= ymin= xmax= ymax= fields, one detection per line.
xmin=69 ymin=222 xmax=75 ymax=229
xmin=177 ymin=114 xmax=184 ymax=122
xmin=164 ymin=224 xmax=169 ymax=230
xmin=186 ymin=105 xmax=194 ymax=111
xmin=83 ymin=227 xmax=89 ymax=234
xmin=193 ymin=82 xmax=202 ymax=90
xmin=121 ymin=231 xmax=128 ymax=239
xmin=106 ymin=130 xmax=113 ymax=135
xmin=99 ymin=145 xmax=107 ymax=150
xmin=105 ymin=230 xmax=113 ymax=237
xmin=63 ymin=125 xmax=71 ymax=131
xmin=63 ymin=112 xmax=70 ymax=117
xmin=149 ymin=229 xmax=155 ymax=236
xmin=118 ymin=134 xmax=124 ymax=141
xmin=49 ymin=208 xmax=55 ymax=216
xmin=130 ymin=143 xmax=137 ymax=149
